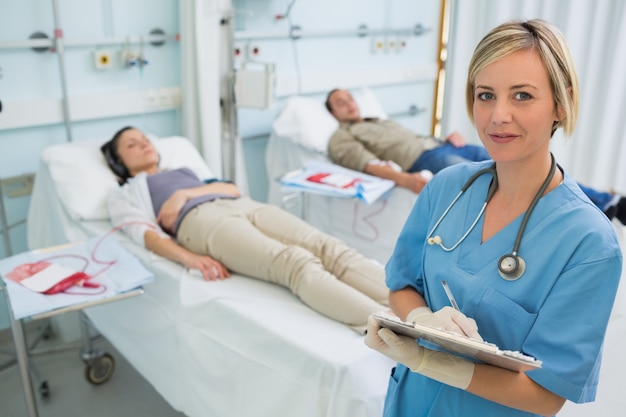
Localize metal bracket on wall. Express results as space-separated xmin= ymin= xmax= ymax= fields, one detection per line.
xmin=0 ymin=173 xmax=35 ymax=198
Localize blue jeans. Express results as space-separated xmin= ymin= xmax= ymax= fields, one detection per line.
xmin=409 ymin=143 xmax=615 ymax=212
xmin=577 ymin=184 xmax=615 ymax=210
xmin=408 ymin=142 xmax=491 ymax=174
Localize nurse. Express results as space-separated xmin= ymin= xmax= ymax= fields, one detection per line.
xmin=365 ymin=19 xmax=622 ymax=417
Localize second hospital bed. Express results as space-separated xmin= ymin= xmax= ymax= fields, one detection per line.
xmin=26 ymin=135 xmax=395 ymax=417
xmin=266 ymin=90 xmax=418 ymax=264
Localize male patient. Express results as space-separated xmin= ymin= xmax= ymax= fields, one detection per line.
xmin=325 ymin=88 xmax=489 ymax=194
xmin=325 ymin=88 xmax=626 ymax=223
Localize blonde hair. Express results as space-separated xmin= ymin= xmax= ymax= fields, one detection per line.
xmin=465 ymin=19 xmax=579 ymax=136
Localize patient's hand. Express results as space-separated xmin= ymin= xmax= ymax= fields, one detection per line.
xmin=183 ymin=253 xmax=231 ymax=281
xmin=365 ymin=164 xmax=428 ymax=193
xmin=398 ymin=172 xmax=429 ymax=194
xmin=445 ymin=131 xmax=466 ymax=147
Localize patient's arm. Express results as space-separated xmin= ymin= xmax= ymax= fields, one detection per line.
xmin=157 ymin=182 xmax=241 ymax=233
xmin=144 ymin=230 xmax=230 ymax=281
xmin=364 ymin=164 xmax=428 ymax=193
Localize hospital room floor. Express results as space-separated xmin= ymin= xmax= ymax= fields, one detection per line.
xmin=0 ymin=323 xmax=185 ymax=417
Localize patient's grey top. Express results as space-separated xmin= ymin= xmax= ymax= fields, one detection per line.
xmin=327 ymin=118 xmax=439 ymax=172
xmin=147 ymin=168 xmax=238 ymax=235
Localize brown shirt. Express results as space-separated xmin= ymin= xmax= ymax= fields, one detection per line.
xmin=327 ymin=119 xmax=439 ymax=172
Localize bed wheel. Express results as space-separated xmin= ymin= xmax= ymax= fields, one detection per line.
xmin=85 ymin=353 xmax=115 ymax=385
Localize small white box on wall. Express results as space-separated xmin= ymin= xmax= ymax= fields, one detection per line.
xmin=235 ymin=62 xmax=275 ymax=109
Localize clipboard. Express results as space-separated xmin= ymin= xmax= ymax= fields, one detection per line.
xmin=371 ymin=311 xmax=542 ymax=372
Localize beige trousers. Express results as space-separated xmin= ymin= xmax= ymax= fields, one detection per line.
xmin=177 ymin=197 xmax=388 ymax=331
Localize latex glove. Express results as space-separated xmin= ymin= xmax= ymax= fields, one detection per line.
xmin=407 ymin=306 xmax=483 ymax=341
xmin=365 ymin=316 xmax=475 ymax=389
xmin=365 ymin=315 xmax=425 ymax=367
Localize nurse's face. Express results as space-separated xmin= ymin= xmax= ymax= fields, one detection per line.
xmin=116 ymin=129 xmax=159 ymax=176
xmin=472 ymin=49 xmax=563 ymax=164
xmin=328 ymin=90 xmax=362 ymax=123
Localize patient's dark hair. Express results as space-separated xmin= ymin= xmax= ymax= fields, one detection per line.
xmin=100 ymin=126 xmax=134 ymax=184
xmin=325 ymin=88 xmax=340 ymax=113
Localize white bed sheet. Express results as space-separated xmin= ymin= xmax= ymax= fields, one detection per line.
xmin=27 ymin=147 xmax=395 ymax=417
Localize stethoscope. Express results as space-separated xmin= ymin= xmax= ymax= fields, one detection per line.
xmin=426 ymin=154 xmax=557 ymax=281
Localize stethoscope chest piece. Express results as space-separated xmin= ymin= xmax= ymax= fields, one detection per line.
xmin=498 ymin=254 xmax=526 ymax=281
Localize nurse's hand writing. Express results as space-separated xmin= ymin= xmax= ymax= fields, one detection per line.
xmin=407 ymin=306 xmax=483 ymax=341
xmin=365 ymin=316 xmax=424 ymax=369
xmin=182 ymin=253 xmax=230 ymax=281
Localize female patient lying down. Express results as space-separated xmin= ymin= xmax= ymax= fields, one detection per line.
xmin=101 ymin=126 xmax=388 ymax=333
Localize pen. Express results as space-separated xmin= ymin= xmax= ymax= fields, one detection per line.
xmin=441 ymin=280 xmax=460 ymax=311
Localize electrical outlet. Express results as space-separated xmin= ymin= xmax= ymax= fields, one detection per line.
xmin=143 ymin=90 xmax=159 ymax=108
xmin=234 ymin=44 xmax=244 ymax=62
xmin=143 ymin=88 xmax=181 ymax=109
xmin=371 ymin=37 xmax=385 ymax=54
xmin=157 ymin=89 xmax=173 ymax=107
xmin=94 ymin=50 xmax=113 ymax=69
xmin=396 ymin=37 xmax=407 ymax=52
xmin=247 ymin=43 xmax=261 ymax=60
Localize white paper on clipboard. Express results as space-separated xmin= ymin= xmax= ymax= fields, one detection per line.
xmin=371 ymin=311 xmax=542 ymax=372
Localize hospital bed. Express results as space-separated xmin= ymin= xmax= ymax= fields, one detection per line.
xmin=26 ymin=136 xmax=395 ymax=417
xmin=266 ymin=90 xmax=418 ymax=264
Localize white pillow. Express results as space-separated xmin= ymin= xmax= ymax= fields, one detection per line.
xmin=272 ymin=87 xmax=387 ymax=154
xmin=272 ymin=96 xmax=338 ymax=154
xmin=353 ymin=88 xmax=388 ymax=121
xmin=42 ymin=136 xmax=213 ymax=221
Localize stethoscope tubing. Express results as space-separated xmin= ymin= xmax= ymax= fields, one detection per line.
xmin=426 ymin=154 xmax=557 ymax=266
xmin=425 ymin=165 xmax=497 ymax=252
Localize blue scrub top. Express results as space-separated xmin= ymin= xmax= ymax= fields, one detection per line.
xmin=384 ymin=161 xmax=622 ymax=417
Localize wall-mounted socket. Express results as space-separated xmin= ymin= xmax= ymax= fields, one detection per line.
xmin=143 ymin=87 xmax=181 ymax=109
xmin=396 ymin=37 xmax=407 ymax=52
xmin=371 ymin=37 xmax=385 ymax=54
xmin=247 ymin=43 xmax=261 ymax=60
xmin=234 ymin=44 xmax=244 ymax=62
xmin=94 ymin=50 xmax=113 ymax=69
